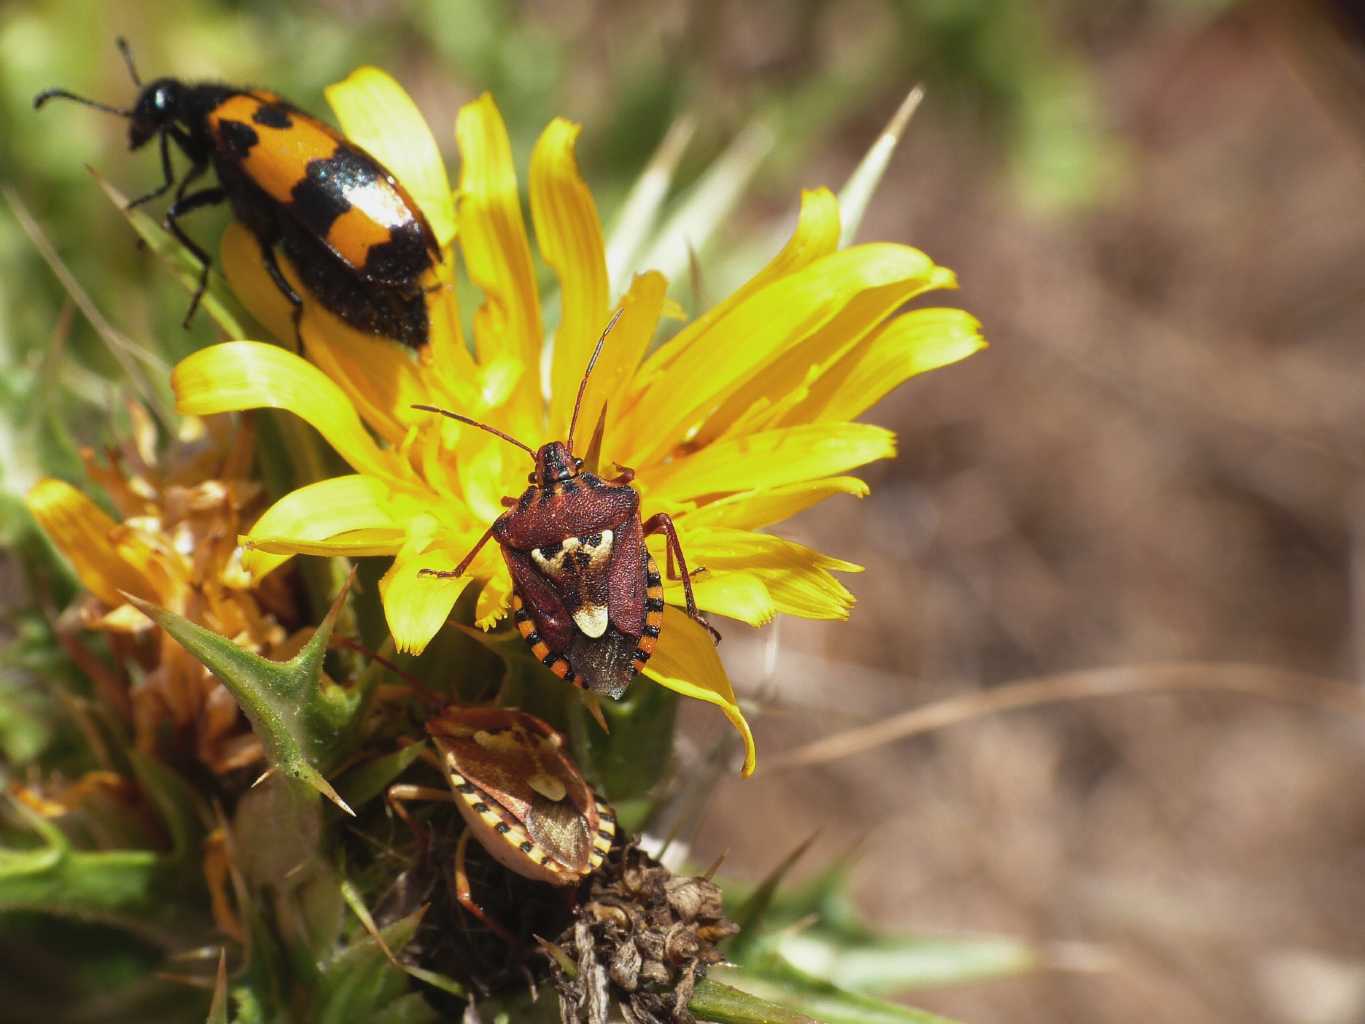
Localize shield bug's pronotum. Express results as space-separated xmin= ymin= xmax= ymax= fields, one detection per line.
xmin=35 ymin=38 xmax=440 ymax=346
xmin=414 ymin=311 xmax=718 ymax=700
xmin=388 ymin=706 xmax=615 ymax=942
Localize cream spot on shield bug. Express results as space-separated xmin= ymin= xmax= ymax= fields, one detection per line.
xmin=528 ymin=772 xmax=567 ymax=802
xmin=572 ymin=602 xmax=610 ymax=638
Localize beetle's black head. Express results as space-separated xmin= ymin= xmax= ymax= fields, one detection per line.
xmin=531 ymin=441 xmax=582 ymax=486
xmin=127 ymin=78 xmax=187 ymax=148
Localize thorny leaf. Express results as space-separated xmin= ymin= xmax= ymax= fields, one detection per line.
xmin=125 ymin=577 xmax=367 ymax=814
xmin=312 ymin=907 xmax=427 ymax=1024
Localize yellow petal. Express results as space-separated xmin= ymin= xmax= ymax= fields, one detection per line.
xmin=679 ymin=477 xmax=869 ymax=532
xmin=530 ymin=118 xmax=611 ymax=439
xmin=640 ymin=422 xmax=894 ymax=505
xmin=380 ymin=525 xmax=472 ymax=654
xmin=220 ymin=222 xmax=295 ymax=343
xmin=474 ymin=571 xmax=513 ymax=630
xmin=455 ymin=94 xmax=543 ymax=429
xmin=325 ymin=66 xmax=456 ymax=246
xmin=666 ymin=571 xmax=775 ymax=627
xmin=631 ymin=187 xmax=840 ymax=392
xmin=591 ymin=272 xmax=666 ymax=459
xmin=645 ymin=607 xmax=756 ymax=777
xmin=695 ymin=265 xmax=958 ymax=445
xmin=783 ymin=307 xmax=987 ymax=425
xmin=172 ymin=341 xmax=397 ymax=483
xmin=242 ymin=475 xmax=402 ymax=579
xmin=621 ymin=243 xmax=936 ymax=467
xmin=219 ymin=224 xmax=431 ymax=446
xmin=26 ymin=479 xmax=158 ymax=607
xmin=665 ymin=528 xmax=858 ymax=621
xmin=247 ymin=530 xmax=406 ymax=558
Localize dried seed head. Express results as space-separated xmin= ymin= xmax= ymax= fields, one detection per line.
xmin=550 ymin=843 xmax=740 ymax=1024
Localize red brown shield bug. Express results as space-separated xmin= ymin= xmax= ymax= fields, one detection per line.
xmin=413 ymin=310 xmax=718 ymax=700
xmin=387 ymin=706 xmax=615 ymax=942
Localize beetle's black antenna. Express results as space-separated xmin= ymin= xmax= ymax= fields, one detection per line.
xmin=411 ymin=405 xmax=536 ymax=460
xmin=33 ymin=89 xmax=129 ymax=116
xmin=567 ymin=307 xmax=624 ymax=456
xmin=115 ymin=37 xmax=142 ymax=88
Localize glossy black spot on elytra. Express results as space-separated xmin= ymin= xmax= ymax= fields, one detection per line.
xmin=642 ymin=624 xmax=661 ymax=638
xmin=524 ymin=631 xmax=541 ymax=645
xmin=542 ymin=653 xmax=559 ymax=668
xmin=471 ymin=801 xmax=491 ymax=814
xmin=217 ymin=119 xmax=259 ymax=159
xmin=251 ymin=104 xmax=292 ymax=129
xmin=360 ymin=221 xmax=431 ymax=283
xmin=644 ymin=597 xmax=665 ymax=612
xmin=457 ymin=783 xmax=477 ymax=795
xmin=494 ymin=822 xmax=511 ymax=834
xmin=518 ymin=841 xmax=534 ymax=853
xmin=646 ymin=571 xmax=662 ymax=587
xmin=633 ymin=648 xmax=652 ymax=663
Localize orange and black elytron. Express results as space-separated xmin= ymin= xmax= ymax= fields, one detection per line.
xmin=415 ymin=311 xmax=719 ymax=700
xmin=34 ymin=39 xmax=439 ymax=347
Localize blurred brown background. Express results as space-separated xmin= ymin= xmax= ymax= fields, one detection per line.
xmin=696 ymin=4 xmax=1365 ymax=1024
xmin=6 ymin=2 xmax=1365 ymax=1022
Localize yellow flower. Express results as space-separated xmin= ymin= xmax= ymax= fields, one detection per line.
xmin=24 ymin=406 xmax=299 ymax=773
xmin=170 ymin=69 xmax=985 ymax=778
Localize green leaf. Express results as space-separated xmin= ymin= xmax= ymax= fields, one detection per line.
xmin=707 ymin=967 xmax=959 ymax=1024
xmin=372 ymin=994 xmax=444 ymax=1024
xmin=313 ymin=907 xmax=426 ymax=1024
xmin=687 ymin=977 xmax=822 ymax=1024
xmin=334 ymin=743 xmax=428 ymax=812
xmin=769 ymin=931 xmax=1037 ymax=995
xmin=206 ymin=952 xmax=229 ymax=1024
xmin=93 ymin=172 xmax=249 ymax=339
xmin=729 ymin=830 xmax=819 ymax=958
xmin=125 ymin=578 xmax=368 ymax=814
xmin=837 ymin=86 xmax=923 ymax=248
xmin=0 ymin=799 xmax=203 ymax=943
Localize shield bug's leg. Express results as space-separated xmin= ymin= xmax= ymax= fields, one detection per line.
xmin=385 ymin=782 xmax=455 ymax=837
xmin=163 ymin=185 xmax=227 ymax=327
xmin=453 ymin=830 xmax=519 ymax=946
xmin=126 ymin=131 xmax=178 ymax=210
xmin=419 ymin=522 xmax=497 ymax=580
xmin=642 ymin=512 xmax=720 ymax=644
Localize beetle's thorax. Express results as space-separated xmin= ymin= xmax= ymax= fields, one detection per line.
xmin=532 ymin=441 xmax=580 ymax=486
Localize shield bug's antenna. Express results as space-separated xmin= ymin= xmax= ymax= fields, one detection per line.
xmin=116 ymin=37 xmax=143 ymax=88
xmin=566 ymin=307 xmax=625 ymax=456
xmin=411 ymin=405 xmax=537 ymax=461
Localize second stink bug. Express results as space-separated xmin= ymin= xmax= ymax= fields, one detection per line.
xmin=415 ymin=311 xmax=718 ymax=700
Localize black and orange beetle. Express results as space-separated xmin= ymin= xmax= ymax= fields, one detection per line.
xmin=34 ymin=38 xmax=439 ymax=347
xmin=388 ymin=706 xmax=616 ymax=942
xmin=415 ymin=311 xmax=718 ymax=700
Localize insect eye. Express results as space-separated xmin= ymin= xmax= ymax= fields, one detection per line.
xmin=574 ymin=458 xmax=583 ymax=468
xmin=527 ymin=473 xmax=536 ymax=483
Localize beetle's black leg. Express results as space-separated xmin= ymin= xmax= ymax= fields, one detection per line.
xmin=125 ymin=131 xmax=179 ymax=210
xmin=641 ymin=512 xmax=719 ymax=643
xmin=163 ymin=185 xmax=227 ymax=327
xmin=257 ymin=240 xmax=305 ymax=351
xmin=420 ymin=522 xmax=497 ymax=579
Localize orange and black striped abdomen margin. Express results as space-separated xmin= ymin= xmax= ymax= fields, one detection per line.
xmin=205 ymin=92 xmax=436 ymax=284
xmin=513 ymin=593 xmax=581 ymax=688
xmin=631 ymin=555 xmax=665 ymax=675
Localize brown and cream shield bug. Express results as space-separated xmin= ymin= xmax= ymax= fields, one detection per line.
xmin=426 ymin=705 xmax=615 ymax=888
xmin=415 ymin=310 xmax=718 ymax=700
